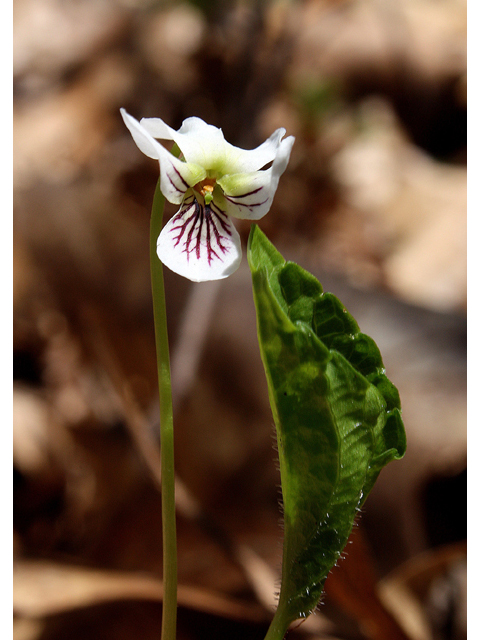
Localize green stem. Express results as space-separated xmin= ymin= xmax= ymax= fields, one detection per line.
xmin=150 ymin=178 xmax=177 ymax=640
xmin=263 ymin=605 xmax=291 ymax=640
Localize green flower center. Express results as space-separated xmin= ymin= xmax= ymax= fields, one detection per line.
xmin=194 ymin=177 xmax=217 ymax=205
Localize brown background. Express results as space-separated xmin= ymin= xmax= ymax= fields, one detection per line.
xmin=13 ymin=1 xmax=466 ymax=639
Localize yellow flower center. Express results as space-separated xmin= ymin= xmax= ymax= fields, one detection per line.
xmin=194 ymin=177 xmax=217 ymax=204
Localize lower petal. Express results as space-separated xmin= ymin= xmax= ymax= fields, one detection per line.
xmin=157 ymin=197 xmax=242 ymax=282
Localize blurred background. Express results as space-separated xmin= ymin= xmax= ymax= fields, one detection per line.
xmin=13 ymin=1 xmax=467 ymax=639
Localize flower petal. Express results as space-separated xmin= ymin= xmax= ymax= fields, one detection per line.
xmin=222 ymin=128 xmax=287 ymax=174
xmin=157 ymin=196 xmax=242 ymax=282
xmin=138 ymin=116 xmax=176 ymax=142
xmin=121 ymin=108 xmax=164 ymax=159
xmin=141 ymin=116 xmax=288 ymax=176
xmin=216 ymin=135 xmax=295 ymax=220
xmin=121 ymin=109 xmax=206 ymax=204
xmin=142 ymin=116 xmax=229 ymax=174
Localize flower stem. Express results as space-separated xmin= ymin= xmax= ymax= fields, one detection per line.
xmin=150 ymin=177 xmax=177 ymax=640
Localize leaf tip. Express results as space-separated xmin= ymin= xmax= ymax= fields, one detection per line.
xmin=247 ymin=225 xmax=285 ymax=275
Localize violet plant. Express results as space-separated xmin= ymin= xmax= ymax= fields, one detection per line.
xmin=121 ymin=109 xmax=406 ymax=640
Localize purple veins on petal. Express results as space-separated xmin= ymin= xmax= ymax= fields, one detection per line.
xmin=172 ymin=165 xmax=190 ymax=189
xmin=210 ymin=201 xmax=232 ymax=234
xmin=170 ymin=199 xmax=198 ymax=249
xmin=167 ymin=164 xmax=190 ymax=195
xmin=223 ymin=194 xmax=269 ymax=211
xmin=225 ymin=186 xmax=264 ymax=199
xmin=205 ymin=206 xmax=232 ymax=264
xmin=168 ymin=198 xmax=233 ymax=265
xmin=185 ymin=201 xmax=203 ymax=260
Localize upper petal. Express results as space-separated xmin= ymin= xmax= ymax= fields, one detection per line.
xmin=138 ymin=115 xmax=176 ymax=142
xmin=121 ymin=109 xmax=206 ymax=204
xmin=141 ymin=116 xmax=288 ymax=177
xmin=141 ymin=116 xmax=230 ymax=174
xmin=216 ymin=135 xmax=295 ymax=220
xmin=157 ymin=196 xmax=242 ymax=281
xmin=121 ymin=108 xmax=165 ymax=160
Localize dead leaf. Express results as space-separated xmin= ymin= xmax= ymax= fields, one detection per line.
xmin=13 ymin=560 xmax=269 ymax=624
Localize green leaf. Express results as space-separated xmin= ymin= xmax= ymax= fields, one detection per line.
xmin=247 ymin=225 xmax=406 ymax=633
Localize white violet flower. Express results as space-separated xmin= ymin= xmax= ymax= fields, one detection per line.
xmin=121 ymin=109 xmax=294 ymax=282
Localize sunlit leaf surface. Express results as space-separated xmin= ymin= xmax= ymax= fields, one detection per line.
xmin=248 ymin=225 xmax=406 ymax=626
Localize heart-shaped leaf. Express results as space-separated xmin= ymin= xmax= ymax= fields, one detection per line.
xmin=247 ymin=225 xmax=406 ymax=637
